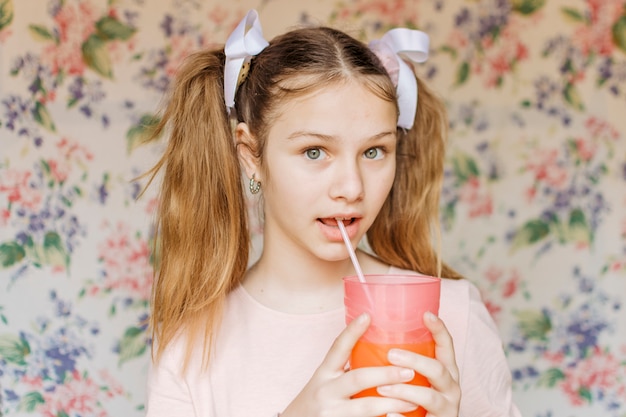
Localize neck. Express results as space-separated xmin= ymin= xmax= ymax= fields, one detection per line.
xmin=242 ymin=236 xmax=390 ymax=314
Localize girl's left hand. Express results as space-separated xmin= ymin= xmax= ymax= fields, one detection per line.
xmin=376 ymin=311 xmax=461 ymax=417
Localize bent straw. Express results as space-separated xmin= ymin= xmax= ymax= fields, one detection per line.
xmin=337 ymin=219 xmax=366 ymax=283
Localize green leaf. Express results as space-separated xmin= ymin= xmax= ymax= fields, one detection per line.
xmin=32 ymin=101 xmax=56 ymax=132
xmin=538 ymin=367 xmax=565 ymax=387
xmin=456 ymin=61 xmax=470 ymax=85
xmin=568 ymin=208 xmax=591 ymax=244
xmin=0 ymin=241 xmax=26 ymax=268
xmin=118 ymin=326 xmax=148 ymax=366
xmin=439 ymin=45 xmax=458 ymax=59
xmin=563 ymin=82 xmax=585 ymax=111
xmin=578 ymin=387 xmax=593 ymax=403
xmin=515 ymin=309 xmax=552 ymax=340
xmin=28 ymin=24 xmax=54 ymax=41
xmin=560 ymin=7 xmax=586 ymax=23
xmin=95 ymin=16 xmax=136 ymax=41
xmin=511 ymin=219 xmax=551 ymax=250
xmin=57 ymin=411 xmax=70 ymax=417
xmin=613 ymin=15 xmax=626 ymax=54
xmin=0 ymin=333 xmax=30 ymax=365
xmin=0 ymin=0 xmax=13 ymax=31
xmin=512 ymin=0 xmax=546 ymax=15
xmin=43 ymin=231 xmax=69 ymax=269
xmin=82 ymin=34 xmax=113 ymax=79
xmin=19 ymin=391 xmax=44 ymax=412
xmin=441 ymin=202 xmax=456 ymax=230
xmin=451 ymin=151 xmax=480 ymax=184
xmin=126 ymin=113 xmax=160 ymax=154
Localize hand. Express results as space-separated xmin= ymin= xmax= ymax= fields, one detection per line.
xmin=281 ymin=313 xmax=420 ymax=417
xmin=377 ymin=312 xmax=461 ymax=417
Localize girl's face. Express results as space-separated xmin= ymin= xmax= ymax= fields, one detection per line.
xmin=242 ymin=79 xmax=398 ymax=263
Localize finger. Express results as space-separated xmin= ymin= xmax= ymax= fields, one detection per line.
xmin=385 ymin=350 xmax=456 ymax=396
xmin=376 ymin=383 xmax=444 ymax=415
xmin=318 ymin=313 xmax=370 ymax=374
xmin=423 ymin=311 xmax=459 ymax=381
xmin=339 ymin=365 xmax=416 ymax=398
xmin=336 ymin=395 xmax=418 ymax=417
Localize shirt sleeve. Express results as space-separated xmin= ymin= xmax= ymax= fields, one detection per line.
xmin=456 ymin=281 xmax=522 ymax=417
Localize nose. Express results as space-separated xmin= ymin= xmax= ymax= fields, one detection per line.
xmin=328 ymin=158 xmax=365 ymax=202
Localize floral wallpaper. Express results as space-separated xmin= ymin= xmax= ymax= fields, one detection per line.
xmin=0 ymin=1 xmax=625 ymax=416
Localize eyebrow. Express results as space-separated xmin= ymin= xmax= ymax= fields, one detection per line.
xmin=286 ymin=130 xmax=396 ymax=142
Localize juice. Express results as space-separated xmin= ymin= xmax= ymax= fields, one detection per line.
xmin=350 ymin=339 xmax=435 ymax=417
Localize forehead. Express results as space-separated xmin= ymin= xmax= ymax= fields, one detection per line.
xmin=267 ymin=79 xmax=398 ymax=139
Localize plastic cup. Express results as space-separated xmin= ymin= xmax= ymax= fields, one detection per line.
xmin=343 ymin=274 xmax=441 ymax=417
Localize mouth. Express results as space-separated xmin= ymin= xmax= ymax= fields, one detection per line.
xmin=318 ymin=217 xmax=357 ymax=227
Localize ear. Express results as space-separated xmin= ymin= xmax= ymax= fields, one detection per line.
xmin=235 ymin=122 xmax=261 ymax=181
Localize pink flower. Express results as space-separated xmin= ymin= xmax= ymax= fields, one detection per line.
xmin=40 ymin=2 xmax=100 ymax=76
xmin=207 ymin=5 xmax=230 ymax=26
xmin=574 ymin=138 xmax=597 ymax=161
xmin=0 ymin=208 xmax=9 ymax=226
xmin=357 ymin=0 xmax=417 ymax=26
xmin=95 ymin=222 xmax=153 ymax=300
xmin=483 ymin=299 xmax=502 ymax=322
xmin=502 ymin=271 xmax=520 ymax=298
xmin=43 ymin=138 xmax=93 ymax=185
xmin=145 ymin=196 xmax=159 ymax=215
xmin=585 ymin=116 xmax=620 ymax=140
xmin=39 ymin=371 xmax=105 ymax=417
xmin=524 ymin=186 xmax=537 ymax=203
xmin=0 ymin=169 xmax=43 ymax=210
xmin=543 ymin=350 xmax=566 ymax=365
xmin=446 ymin=29 xmax=470 ymax=50
xmin=459 ymin=177 xmax=493 ymax=218
xmin=560 ymin=347 xmax=624 ymax=406
xmin=98 ymin=369 xmax=126 ymax=398
xmin=22 ymin=375 xmax=44 ymax=388
xmin=165 ymin=35 xmax=199 ymax=77
xmin=47 ymin=159 xmax=70 ymax=183
xmin=526 ymin=149 xmax=568 ymax=188
xmin=572 ymin=0 xmax=625 ymax=57
xmin=485 ymin=266 xmax=504 ymax=284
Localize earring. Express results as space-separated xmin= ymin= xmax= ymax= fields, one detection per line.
xmin=249 ymin=174 xmax=261 ymax=194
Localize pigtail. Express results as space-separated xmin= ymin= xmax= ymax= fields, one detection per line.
xmin=368 ymin=75 xmax=462 ymax=280
xmin=143 ymin=49 xmax=250 ymax=369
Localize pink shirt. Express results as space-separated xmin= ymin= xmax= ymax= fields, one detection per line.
xmin=146 ymin=269 xmax=521 ymax=417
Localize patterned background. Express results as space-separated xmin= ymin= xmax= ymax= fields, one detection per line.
xmin=1 ymin=0 xmax=625 ymax=416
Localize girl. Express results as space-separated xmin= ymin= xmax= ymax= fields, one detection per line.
xmin=144 ymin=10 xmax=521 ymax=417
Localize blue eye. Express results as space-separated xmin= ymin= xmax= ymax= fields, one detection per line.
xmin=364 ymin=147 xmax=384 ymax=160
xmin=305 ymin=148 xmax=325 ymax=160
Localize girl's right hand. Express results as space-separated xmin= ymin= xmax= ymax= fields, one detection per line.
xmin=280 ymin=313 xmax=419 ymax=417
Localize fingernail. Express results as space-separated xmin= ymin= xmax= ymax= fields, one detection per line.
xmin=377 ymin=384 xmax=391 ymax=394
xmin=357 ymin=313 xmax=369 ymax=323
xmin=425 ymin=311 xmax=437 ymax=322
xmin=399 ymin=368 xmax=414 ymax=380
xmin=388 ymin=348 xmax=407 ymax=362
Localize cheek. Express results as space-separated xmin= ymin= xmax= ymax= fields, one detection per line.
xmin=367 ymin=164 xmax=396 ymax=205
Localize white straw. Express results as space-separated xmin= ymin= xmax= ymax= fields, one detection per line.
xmin=337 ymin=219 xmax=366 ymax=283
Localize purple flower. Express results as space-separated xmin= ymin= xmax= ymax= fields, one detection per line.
xmin=44 ymin=346 xmax=77 ymax=382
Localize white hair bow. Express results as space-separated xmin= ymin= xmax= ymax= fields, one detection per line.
xmin=224 ymin=10 xmax=269 ymax=112
xmin=369 ymin=28 xmax=430 ymax=130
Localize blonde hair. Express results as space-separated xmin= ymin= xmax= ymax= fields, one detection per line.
xmin=143 ymin=25 xmax=460 ymax=371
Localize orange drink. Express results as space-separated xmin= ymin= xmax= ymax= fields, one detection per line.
xmin=350 ymin=339 xmax=435 ymax=417
xmin=343 ymin=274 xmax=441 ymax=417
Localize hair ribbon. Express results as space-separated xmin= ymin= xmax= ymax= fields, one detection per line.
xmin=369 ymin=28 xmax=429 ymax=130
xmin=224 ymin=10 xmax=269 ymax=112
